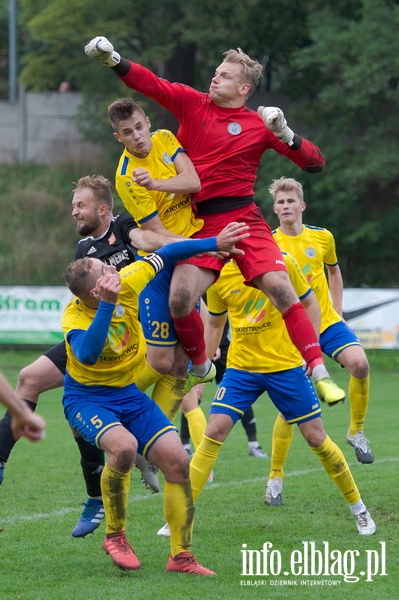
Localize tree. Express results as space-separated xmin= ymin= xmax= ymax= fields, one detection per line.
xmin=18 ymin=0 xmax=310 ymax=92
xmin=8 ymin=0 xmax=399 ymax=286
xmin=0 ymin=2 xmax=12 ymax=99
xmin=256 ymin=0 xmax=399 ymax=286
xmin=17 ymin=0 xmax=311 ymax=150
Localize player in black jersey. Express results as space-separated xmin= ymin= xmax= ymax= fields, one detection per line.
xmin=0 ymin=175 xmax=182 ymax=536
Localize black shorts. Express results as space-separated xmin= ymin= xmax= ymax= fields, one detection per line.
xmin=43 ymin=341 xmax=67 ymax=375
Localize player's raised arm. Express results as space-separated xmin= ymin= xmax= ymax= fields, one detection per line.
xmin=258 ymin=106 xmax=295 ymax=146
xmin=258 ymin=106 xmax=325 ymax=173
xmin=84 ymin=36 xmax=121 ymax=67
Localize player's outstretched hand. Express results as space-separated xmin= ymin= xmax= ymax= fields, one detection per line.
xmin=84 ymin=36 xmax=121 ymax=67
xmin=216 ymin=222 xmax=249 ymax=255
xmin=257 ymin=106 xmax=295 ymax=146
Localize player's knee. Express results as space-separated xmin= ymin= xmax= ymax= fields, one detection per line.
xmin=169 ymin=287 xmax=194 ymax=318
xmin=16 ymin=365 xmax=42 ymax=397
xmin=306 ymin=433 xmax=325 ymax=448
xmin=256 ymin=271 xmax=297 ymax=312
xmin=109 ymin=435 xmax=137 ymax=471
xmin=116 ymin=446 xmax=136 ymax=471
xmin=299 ymin=418 xmax=326 ymax=447
xmin=162 ymin=450 xmax=190 ymax=482
xmin=348 ymin=356 xmax=369 ymax=379
xmin=205 ymin=420 xmax=229 ymax=443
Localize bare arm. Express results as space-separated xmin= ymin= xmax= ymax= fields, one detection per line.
xmin=129 ymin=226 xmax=184 ymax=252
xmin=327 ymin=264 xmax=344 ymax=317
xmin=205 ymin=312 xmax=228 ymax=360
xmin=0 ymin=372 xmax=46 ymax=441
xmin=133 ymin=151 xmax=201 ymax=194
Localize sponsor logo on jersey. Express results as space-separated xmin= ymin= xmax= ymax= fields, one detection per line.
xmin=105 ymin=250 xmax=130 ymax=267
xmin=87 ymin=246 xmax=97 ymax=255
xmin=227 ymin=122 xmax=242 ymax=135
xmin=163 ymin=196 xmax=191 ymax=216
xmin=244 ymin=297 xmax=266 ymax=323
xmin=302 ymin=263 xmax=312 ymax=283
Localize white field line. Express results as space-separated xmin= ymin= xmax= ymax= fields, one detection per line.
xmin=2 ymin=457 xmax=398 ymax=525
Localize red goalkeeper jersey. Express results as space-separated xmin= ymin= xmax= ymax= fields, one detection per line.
xmin=120 ymin=62 xmax=325 ymax=205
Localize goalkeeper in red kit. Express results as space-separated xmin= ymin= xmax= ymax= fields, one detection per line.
xmin=85 ymin=37 xmax=345 ymax=405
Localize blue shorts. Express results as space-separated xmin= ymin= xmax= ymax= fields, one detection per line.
xmin=139 ymin=263 xmax=177 ymax=347
xmin=210 ymin=367 xmax=321 ymax=425
xmin=63 ymin=379 xmax=176 ymax=456
xmin=320 ymin=321 xmax=361 ymax=361
xmin=139 ymin=263 xmax=200 ymax=347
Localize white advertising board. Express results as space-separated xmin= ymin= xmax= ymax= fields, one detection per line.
xmin=343 ymin=289 xmax=399 ymax=349
xmin=0 ymin=286 xmax=398 ymax=348
xmin=0 ymin=286 xmax=71 ymax=345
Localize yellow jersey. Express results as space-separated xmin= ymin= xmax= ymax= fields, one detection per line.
xmin=207 ymin=254 xmax=311 ymax=373
xmin=62 ymin=260 xmax=157 ymax=387
xmin=273 ymin=225 xmax=341 ymax=333
xmin=115 ymin=129 xmax=203 ymax=244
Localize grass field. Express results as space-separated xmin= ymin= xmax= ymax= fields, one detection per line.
xmin=0 ymin=349 xmax=398 ymax=600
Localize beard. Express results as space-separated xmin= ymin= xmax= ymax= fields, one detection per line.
xmin=75 ymin=216 xmax=100 ymax=237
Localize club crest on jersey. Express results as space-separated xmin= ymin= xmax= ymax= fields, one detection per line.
xmin=227 ymin=122 xmax=242 ymax=135
xmin=163 ymin=152 xmax=173 ymax=164
xmin=115 ymin=304 xmax=124 ymax=317
xmin=108 ymin=233 xmax=117 ymax=245
xmin=306 ymin=247 xmax=316 ymax=258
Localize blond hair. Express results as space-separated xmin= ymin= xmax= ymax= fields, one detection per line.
xmin=222 ymin=48 xmax=263 ymax=97
xmin=72 ymin=175 xmax=114 ymax=211
xmin=268 ymin=177 xmax=304 ymax=202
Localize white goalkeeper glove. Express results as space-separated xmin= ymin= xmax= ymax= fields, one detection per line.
xmin=257 ymin=106 xmax=295 ymax=146
xmin=84 ymin=36 xmax=121 ymax=67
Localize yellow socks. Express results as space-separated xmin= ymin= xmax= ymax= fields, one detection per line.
xmin=190 ymin=435 xmax=222 ymax=503
xmin=135 ymin=360 xmax=163 ymax=392
xmin=348 ymin=375 xmax=370 ymax=436
xmin=101 ymin=462 xmax=131 ymax=534
xmin=311 ymin=435 xmax=360 ymax=505
xmin=134 ymin=361 xmax=186 ymax=420
xmin=184 ymin=407 xmax=207 ymax=450
xmin=268 ymin=413 xmax=294 ymax=479
xmin=164 ymin=480 xmax=194 ymax=557
xmin=151 ymin=374 xmax=186 ymax=420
